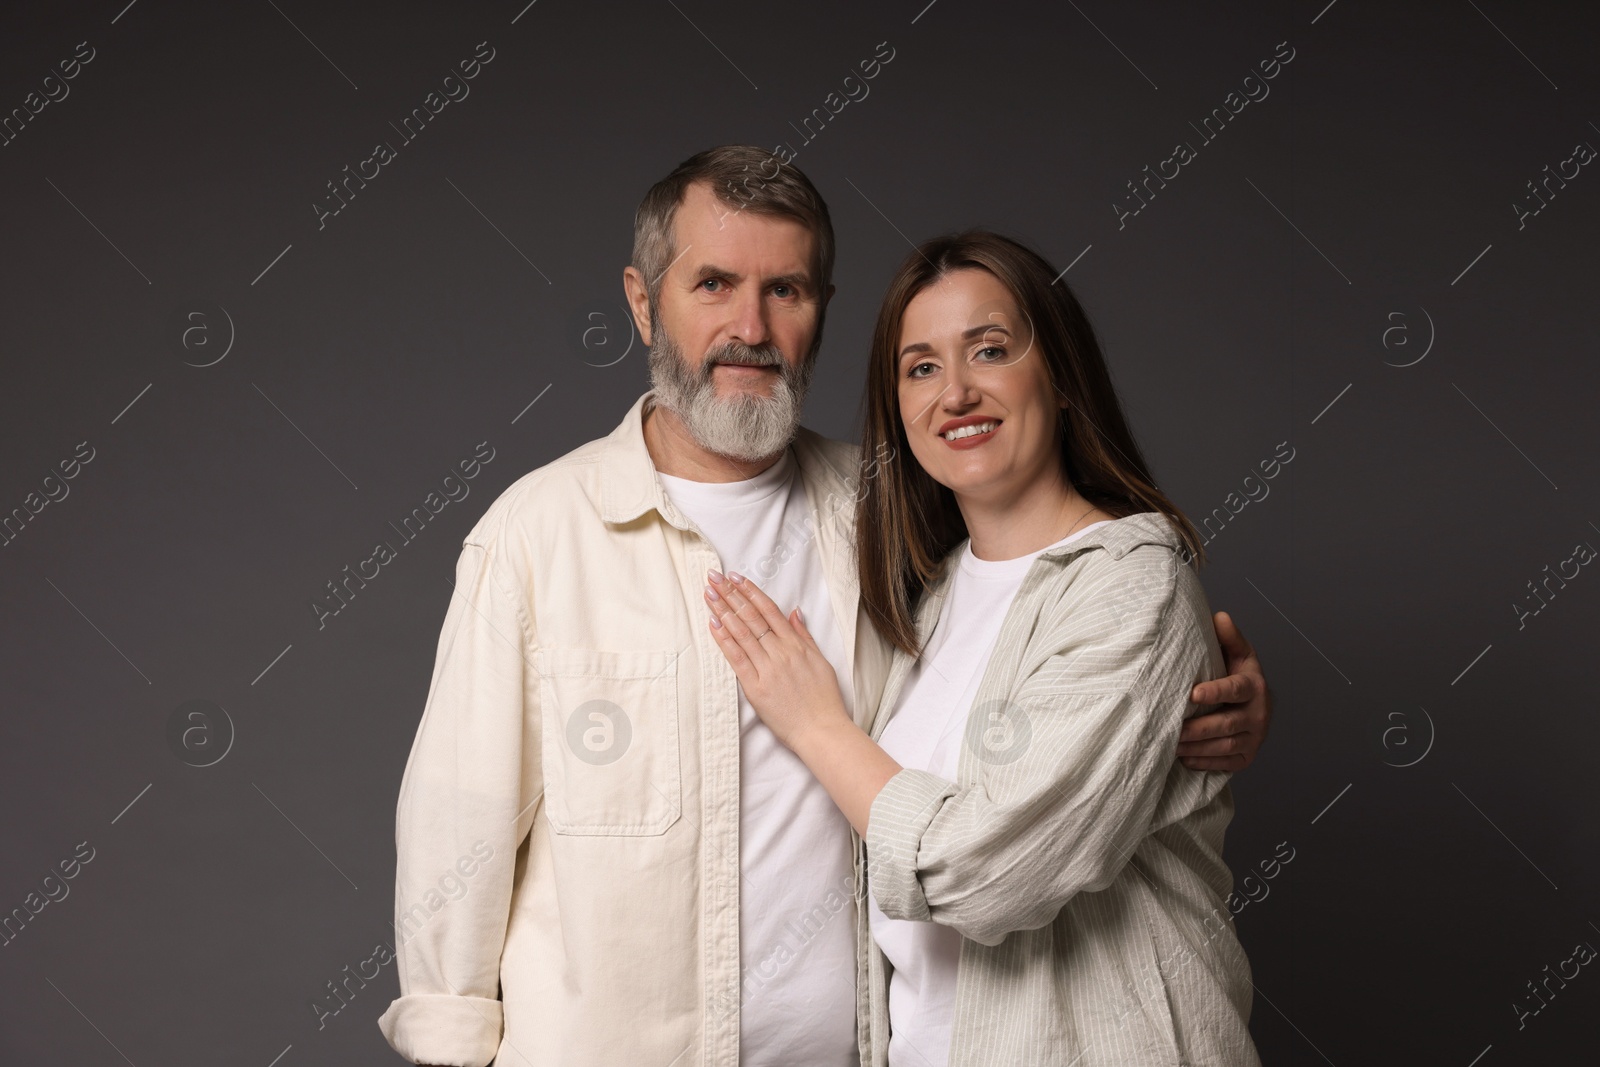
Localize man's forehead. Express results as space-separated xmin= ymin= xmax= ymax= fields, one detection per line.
xmin=672 ymin=182 xmax=814 ymax=275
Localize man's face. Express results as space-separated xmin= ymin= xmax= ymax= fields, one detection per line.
xmin=631 ymin=181 xmax=827 ymax=463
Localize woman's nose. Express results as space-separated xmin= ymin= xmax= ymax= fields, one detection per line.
xmin=941 ymin=365 xmax=980 ymax=409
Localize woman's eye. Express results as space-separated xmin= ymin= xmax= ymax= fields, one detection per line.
xmin=976 ymin=345 xmax=1006 ymax=361
xmin=907 ymin=362 xmax=934 ymax=378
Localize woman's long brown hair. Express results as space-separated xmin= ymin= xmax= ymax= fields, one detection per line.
xmin=856 ymin=230 xmax=1206 ymax=657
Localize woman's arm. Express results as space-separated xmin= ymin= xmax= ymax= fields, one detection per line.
xmin=703 ymin=569 xmax=900 ymax=835
xmin=705 ymin=552 xmax=1225 ymax=945
xmin=863 ymin=545 xmax=1221 ymax=946
xmin=789 ymin=718 xmax=900 ymax=837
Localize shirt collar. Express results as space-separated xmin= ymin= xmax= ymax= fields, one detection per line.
xmin=922 ymin=511 xmax=1187 ymax=606
xmin=1034 ymin=510 xmax=1184 ymax=560
xmin=598 ymin=390 xmax=824 ymax=529
xmin=598 ymin=391 xmax=673 ymax=525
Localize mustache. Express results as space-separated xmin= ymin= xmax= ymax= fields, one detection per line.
xmin=702 ymin=341 xmax=785 ymax=372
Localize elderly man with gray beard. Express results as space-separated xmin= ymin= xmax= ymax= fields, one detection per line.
xmin=377 ymin=145 xmax=1274 ymax=1067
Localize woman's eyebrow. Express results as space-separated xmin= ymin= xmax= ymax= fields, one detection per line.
xmin=969 ymin=323 xmax=1011 ymax=339
xmin=899 ymin=324 xmax=1012 ymax=360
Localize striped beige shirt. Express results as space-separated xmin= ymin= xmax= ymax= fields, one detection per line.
xmin=853 ymin=511 xmax=1260 ymax=1066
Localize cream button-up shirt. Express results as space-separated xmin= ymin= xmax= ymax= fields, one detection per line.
xmin=378 ymin=391 xmax=892 ymax=1067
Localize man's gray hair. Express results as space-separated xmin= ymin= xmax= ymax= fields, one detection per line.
xmin=632 ymin=145 xmax=835 ymax=305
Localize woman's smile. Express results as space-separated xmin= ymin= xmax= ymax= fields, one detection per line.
xmin=938 ymin=416 xmax=1002 ymax=450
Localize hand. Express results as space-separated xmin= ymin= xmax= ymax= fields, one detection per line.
xmin=1177 ymin=611 xmax=1272 ymax=771
xmin=704 ymin=569 xmax=851 ymax=750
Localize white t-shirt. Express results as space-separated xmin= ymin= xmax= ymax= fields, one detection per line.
xmin=658 ymin=447 xmax=859 ymax=1067
xmin=868 ymin=520 xmax=1114 ymax=1067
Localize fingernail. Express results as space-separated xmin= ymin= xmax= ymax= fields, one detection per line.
xmin=705 ymin=585 xmax=720 ymax=601
xmin=729 ymin=571 xmax=744 ymax=584
xmin=795 ymin=607 xmax=804 ymax=623
xmin=710 ymin=614 xmax=723 ymax=629
xmin=708 ymin=569 xmax=724 ymax=584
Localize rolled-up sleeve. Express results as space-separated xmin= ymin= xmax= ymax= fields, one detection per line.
xmin=865 ymin=544 xmax=1219 ymax=947
xmin=378 ymin=536 xmax=541 ymax=1066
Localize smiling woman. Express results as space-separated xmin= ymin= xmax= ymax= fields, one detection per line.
xmin=857 ymin=231 xmax=1206 ymax=655
xmin=697 ymin=230 xmax=1258 ymax=1066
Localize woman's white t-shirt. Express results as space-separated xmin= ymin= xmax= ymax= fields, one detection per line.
xmin=868 ymin=520 xmax=1114 ymax=1067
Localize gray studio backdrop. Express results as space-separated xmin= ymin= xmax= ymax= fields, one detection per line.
xmin=2 ymin=0 xmax=1596 ymax=1063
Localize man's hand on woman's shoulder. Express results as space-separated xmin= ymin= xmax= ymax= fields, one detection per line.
xmin=1177 ymin=611 xmax=1273 ymax=771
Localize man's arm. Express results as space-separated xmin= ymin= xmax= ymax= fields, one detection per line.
xmin=1177 ymin=611 xmax=1272 ymax=771
xmin=377 ymin=538 xmax=541 ymax=1067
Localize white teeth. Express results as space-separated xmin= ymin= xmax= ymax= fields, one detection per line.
xmin=942 ymin=421 xmax=997 ymax=441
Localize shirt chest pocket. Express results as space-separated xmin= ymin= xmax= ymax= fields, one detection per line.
xmin=534 ymin=647 xmax=682 ymax=836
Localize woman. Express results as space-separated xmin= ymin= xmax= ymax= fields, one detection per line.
xmin=701 ymin=231 xmax=1259 ymax=1066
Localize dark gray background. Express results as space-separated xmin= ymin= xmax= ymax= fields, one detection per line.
xmin=2 ymin=0 xmax=1596 ymax=1063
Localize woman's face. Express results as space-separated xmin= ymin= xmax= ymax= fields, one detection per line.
xmin=895 ymin=268 xmax=1066 ymax=505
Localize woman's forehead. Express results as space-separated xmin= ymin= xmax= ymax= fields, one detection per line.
xmin=902 ymin=270 xmax=1027 ymax=338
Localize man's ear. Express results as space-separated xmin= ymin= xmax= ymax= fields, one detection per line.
xmin=823 ymin=282 xmax=836 ymax=309
xmin=622 ymin=265 xmax=653 ymax=347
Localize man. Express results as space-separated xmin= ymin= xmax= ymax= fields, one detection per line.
xmin=377 ymin=145 xmax=1271 ymax=1067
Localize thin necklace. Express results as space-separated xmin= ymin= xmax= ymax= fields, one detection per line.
xmin=1060 ymin=499 xmax=1098 ymax=542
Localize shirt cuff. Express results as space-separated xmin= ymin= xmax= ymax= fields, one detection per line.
xmin=377 ymin=993 xmax=504 ymax=1067
xmin=865 ymin=767 xmax=957 ymax=923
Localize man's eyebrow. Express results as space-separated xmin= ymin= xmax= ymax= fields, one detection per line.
xmin=689 ymin=263 xmax=814 ymax=292
xmin=691 ymin=263 xmax=740 ymax=284
xmin=899 ymin=323 xmax=1012 ymax=360
xmin=764 ymin=271 xmax=814 ymax=292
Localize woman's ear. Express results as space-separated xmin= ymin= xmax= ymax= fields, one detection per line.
xmin=1048 ymin=379 xmax=1070 ymax=411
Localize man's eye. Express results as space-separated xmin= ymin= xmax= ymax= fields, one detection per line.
xmin=773 ymin=285 xmax=793 ymax=298
xmin=701 ymin=278 xmax=724 ymax=292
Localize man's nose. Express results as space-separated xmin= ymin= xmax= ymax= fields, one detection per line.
xmin=727 ymin=286 xmax=771 ymax=347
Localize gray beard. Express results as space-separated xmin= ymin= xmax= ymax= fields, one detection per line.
xmin=646 ymin=317 xmax=816 ymax=464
